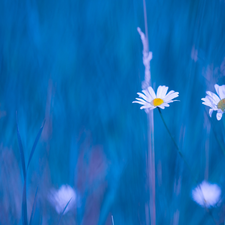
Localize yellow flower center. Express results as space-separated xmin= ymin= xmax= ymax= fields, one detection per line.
xmin=217 ymin=98 xmax=225 ymax=111
xmin=152 ymin=98 xmax=164 ymax=107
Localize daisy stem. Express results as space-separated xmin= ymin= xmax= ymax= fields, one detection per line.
xmin=157 ymin=108 xmax=197 ymax=182
xmin=204 ymin=110 xmax=225 ymax=156
xmin=157 ymin=108 xmax=179 ymax=151
xmin=212 ymin=125 xmax=225 ymax=156
xmin=206 ymin=208 xmax=217 ymax=225
xmin=158 ymin=108 xmax=217 ymax=225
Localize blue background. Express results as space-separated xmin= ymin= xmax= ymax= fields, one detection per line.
xmin=1 ymin=0 xmax=225 ymax=224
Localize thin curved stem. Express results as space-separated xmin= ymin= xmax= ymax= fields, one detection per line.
xmin=157 ymin=108 xmax=197 ymax=183
xmin=158 ymin=108 xmax=217 ymax=224
xmin=206 ymin=208 xmax=217 ymax=225
xmin=204 ymin=109 xmax=225 ymax=156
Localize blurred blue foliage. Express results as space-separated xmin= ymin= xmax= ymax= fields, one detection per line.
xmin=1 ymin=0 xmax=225 ymax=224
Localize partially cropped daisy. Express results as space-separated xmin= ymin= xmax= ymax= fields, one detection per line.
xmin=192 ymin=181 xmax=221 ymax=208
xmin=202 ymin=84 xmax=225 ymax=120
xmin=132 ymin=85 xmax=179 ymax=110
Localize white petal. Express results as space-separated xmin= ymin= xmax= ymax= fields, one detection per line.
xmin=206 ymin=91 xmax=220 ymax=104
xmin=147 ymin=86 xmax=156 ymax=99
xmin=201 ymin=97 xmax=214 ymax=109
xmin=158 ymin=105 xmax=165 ymax=109
xmin=142 ymin=89 xmax=152 ymax=100
xmin=206 ymin=96 xmax=218 ymax=109
xmin=133 ymin=97 xmax=149 ymax=104
xmin=140 ymin=104 xmax=154 ymax=110
xmin=215 ymin=84 xmax=225 ymax=100
xmin=137 ymin=92 xmax=151 ymax=102
xmin=209 ymin=109 xmax=213 ymax=117
xmin=214 ymin=84 xmax=221 ymax=98
xmin=216 ymin=111 xmax=223 ymax=120
xmin=219 ymin=85 xmax=225 ymax=99
xmin=135 ymin=97 xmax=147 ymax=102
xmin=132 ymin=101 xmax=146 ymax=105
xmin=165 ymin=100 xmax=174 ymax=104
xmin=134 ymin=97 xmax=148 ymax=103
xmin=165 ymin=90 xmax=175 ymax=96
xmin=161 ymin=102 xmax=170 ymax=107
xmin=164 ymin=91 xmax=179 ymax=102
xmin=156 ymin=86 xmax=164 ymax=98
xmin=160 ymin=86 xmax=169 ymax=98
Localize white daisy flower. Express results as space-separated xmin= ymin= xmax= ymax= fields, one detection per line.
xmin=48 ymin=185 xmax=76 ymax=214
xmin=132 ymin=85 xmax=179 ymax=110
xmin=202 ymin=84 xmax=225 ymax=120
xmin=192 ymin=181 xmax=221 ymax=208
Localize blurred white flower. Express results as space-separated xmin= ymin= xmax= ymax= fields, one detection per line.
xmin=133 ymin=85 xmax=179 ymax=110
xmin=202 ymin=84 xmax=225 ymax=120
xmin=48 ymin=185 xmax=76 ymax=214
xmin=192 ymin=181 xmax=221 ymax=207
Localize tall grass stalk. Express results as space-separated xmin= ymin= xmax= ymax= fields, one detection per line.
xmin=137 ymin=1 xmax=155 ymax=221
xmin=16 ymin=117 xmax=45 ymax=225
xmin=111 ymin=215 xmax=114 ymax=225
xmin=29 ymin=187 xmax=38 ymax=225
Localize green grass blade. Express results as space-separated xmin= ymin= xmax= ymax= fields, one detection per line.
xmin=27 ymin=120 xmax=45 ymax=170
xmin=16 ymin=114 xmax=26 ymax=178
xmin=29 ymin=187 xmax=38 ymax=225
xmin=22 ymin=180 xmax=28 ymax=225
xmin=57 ymin=198 xmax=72 ymax=225
xmin=111 ymin=215 xmax=114 ymax=225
